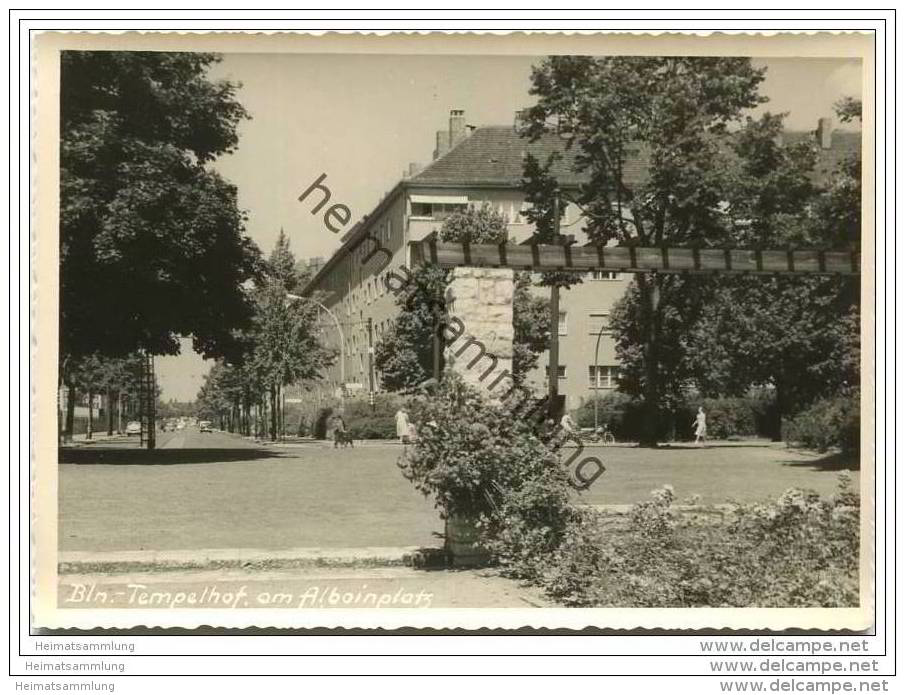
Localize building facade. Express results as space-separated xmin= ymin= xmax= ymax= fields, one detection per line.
xmin=302 ymin=109 xmax=860 ymax=412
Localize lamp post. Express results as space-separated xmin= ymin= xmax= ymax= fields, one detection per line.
xmin=286 ymin=293 xmax=346 ymax=413
xmin=592 ymin=323 xmax=607 ymax=433
xmin=547 ymin=192 xmax=561 ymax=420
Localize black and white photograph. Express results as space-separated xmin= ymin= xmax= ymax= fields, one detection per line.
xmin=30 ymin=30 xmax=875 ymax=634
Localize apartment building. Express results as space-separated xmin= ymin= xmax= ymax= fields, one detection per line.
xmin=302 ymin=109 xmax=860 ymax=411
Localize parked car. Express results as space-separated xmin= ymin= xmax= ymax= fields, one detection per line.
xmin=125 ymin=421 xmax=142 ymax=436
xmin=199 ymin=421 xmax=213 ymax=433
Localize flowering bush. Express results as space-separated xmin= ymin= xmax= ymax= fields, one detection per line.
xmin=529 ymin=473 xmax=859 ymax=607
xmin=399 ymin=374 xmax=578 ymax=569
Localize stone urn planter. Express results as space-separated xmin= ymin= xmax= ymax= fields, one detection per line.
xmin=445 ymin=512 xmax=490 ymax=568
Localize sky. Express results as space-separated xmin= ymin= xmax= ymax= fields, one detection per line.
xmin=155 ymin=54 xmax=862 ymax=401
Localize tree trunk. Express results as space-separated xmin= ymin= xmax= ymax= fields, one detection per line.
xmin=638 ymin=274 xmax=662 ymax=447
xmin=773 ymin=381 xmax=785 ymax=442
xmin=86 ymin=389 xmax=94 ymax=440
xmin=269 ymin=385 xmax=278 ymax=441
xmin=65 ymin=382 xmax=76 ymax=443
xmin=107 ymin=388 xmax=114 ymax=436
xmin=118 ymin=392 xmax=124 ymax=433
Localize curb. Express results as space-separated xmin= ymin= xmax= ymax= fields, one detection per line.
xmin=58 ymin=545 xmax=443 ymax=575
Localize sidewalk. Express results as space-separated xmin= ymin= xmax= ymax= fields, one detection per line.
xmin=248 ymin=435 xmax=406 ymax=449
xmin=61 ymin=432 xmax=137 ymax=447
xmin=58 ymin=545 xmax=438 ymax=575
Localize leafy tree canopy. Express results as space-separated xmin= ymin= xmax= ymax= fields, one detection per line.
xmin=521 ymin=57 xmax=860 ymax=442
xmin=61 ymin=51 xmax=260 ymax=361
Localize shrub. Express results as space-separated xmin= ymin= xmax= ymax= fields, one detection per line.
xmin=400 ymin=374 xmax=578 ymax=569
xmin=576 ymin=392 xmax=772 ymax=442
xmin=783 ymin=393 xmax=860 ymax=453
xmin=527 ymin=473 xmax=860 ymax=608
xmin=347 ymin=415 xmax=396 ymax=440
xmin=697 ymin=397 xmax=759 ymax=440
xmin=575 ymin=391 xmax=633 ymax=436
xmin=343 ymin=394 xmax=403 ymax=439
xmin=313 ymin=407 xmax=334 ymax=440
xmin=479 ymin=469 xmax=578 ymax=582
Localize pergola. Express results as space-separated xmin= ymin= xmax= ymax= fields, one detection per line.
xmin=411 ymin=240 xmax=861 ymax=276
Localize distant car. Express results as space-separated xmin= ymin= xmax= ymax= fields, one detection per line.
xmin=199 ymin=421 xmax=212 ymax=433
xmin=125 ymin=421 xmax=142 ymax=436
xmin=176 ymin=421 xmax=185 ymax=430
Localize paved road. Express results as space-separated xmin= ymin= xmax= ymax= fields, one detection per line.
xmin=58 ymin=566 xmax=549 ymax=610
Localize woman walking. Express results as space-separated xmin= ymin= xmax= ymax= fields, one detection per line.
xmin=693 ymin=407 xmax=707 ymax=446
xmin=395 ymin=407 xmax=411 ymax=444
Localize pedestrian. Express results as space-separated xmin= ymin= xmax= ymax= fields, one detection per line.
xmin=332 ymin=412 xmax=347 ymax=449
xmin=395 ymin=407 xmax=410 ymax=444
xmin=693 ymin=406 xmax=707 ymax=446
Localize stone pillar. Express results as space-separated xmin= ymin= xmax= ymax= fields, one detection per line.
xmin=443 ymin=267 xmax=515 ymax=400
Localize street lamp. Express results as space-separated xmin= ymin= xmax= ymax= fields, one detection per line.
xmin=592 ymin=322 xmax=607 ymax=433
xmin=286 ymin=293 xmax=346 ymax=413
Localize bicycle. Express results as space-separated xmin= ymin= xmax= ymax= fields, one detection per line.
xmin=579 ymin=426 xmax=616 ymax=446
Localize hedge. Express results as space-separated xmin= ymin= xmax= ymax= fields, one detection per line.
xmin=575 ymin=392 xmax=774 ymax=442
xmin=782 ymin=393 xmax=860 ymax=453
xmin=315 ymin=393 xmax=405 ymax=440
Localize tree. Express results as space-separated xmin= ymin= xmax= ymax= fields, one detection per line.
xmin=373 ymin=264 xmax=448 ymax=392
xmin=522 ymin=56 xmax=775 ymax=444
xmin=684 ymin=98 xmax=862 ymax=432
xmin=268 ymin=228 xmax=305 ymax=293
xmin=686 ymin=276 xmax=859 ymax=436
xmin=247 ymin=235 xmax=334 ymax=439
xmin=374 ymin=204 xmax=550 ymax=391
xmin=60 ymin=51 xmax=260 ymax=362
xmin=63 ymin=352 xmax=146 ymax=441
xmin=512 ymin=273 xmax=551 ymax=382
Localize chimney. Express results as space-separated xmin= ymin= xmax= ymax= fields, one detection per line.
xmin=408 ymin=162 xmax=423 ymax=177
xmin=433 ymin=130 xmax=450 ymax=160
xmin=449 ymin=109 xmax=467 ymax=147
xmin=514 ymin=109 xmax=529 ymax=133
xmin=816 ymin=117 xmax=833 ymax=149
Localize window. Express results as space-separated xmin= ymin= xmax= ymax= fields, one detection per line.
xmin=590 ymin=271 xmax=621 ymax=280
xmin=558 ymin=311 xmax=568 ymax=336
xmin=588 ymin=312 xmax=611 ymax=335
xmin=588 ymin=365 xmax=620 ymax=389
xmin=411 ymin=201 xmax=467 ymax=220
xmin=545 ymin=365 xmax=567 ymax=380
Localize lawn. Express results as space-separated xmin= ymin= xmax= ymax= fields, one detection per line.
xmin=570 ymin=440 xmax=860 ymax=506
xmin=59 ymin=439 xmax=860 ymax=553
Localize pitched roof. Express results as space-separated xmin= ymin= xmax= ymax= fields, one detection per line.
xmin=410 ymin=126 xmax=590 ymax=188
xmin=409 ymin=125 xmax=861 ymax=188
xmin=782 ymin=130 xmax=862 ymax=181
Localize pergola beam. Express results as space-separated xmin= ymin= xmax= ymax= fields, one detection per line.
xmin=410 ymin=240 xmax=860 ymax=276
